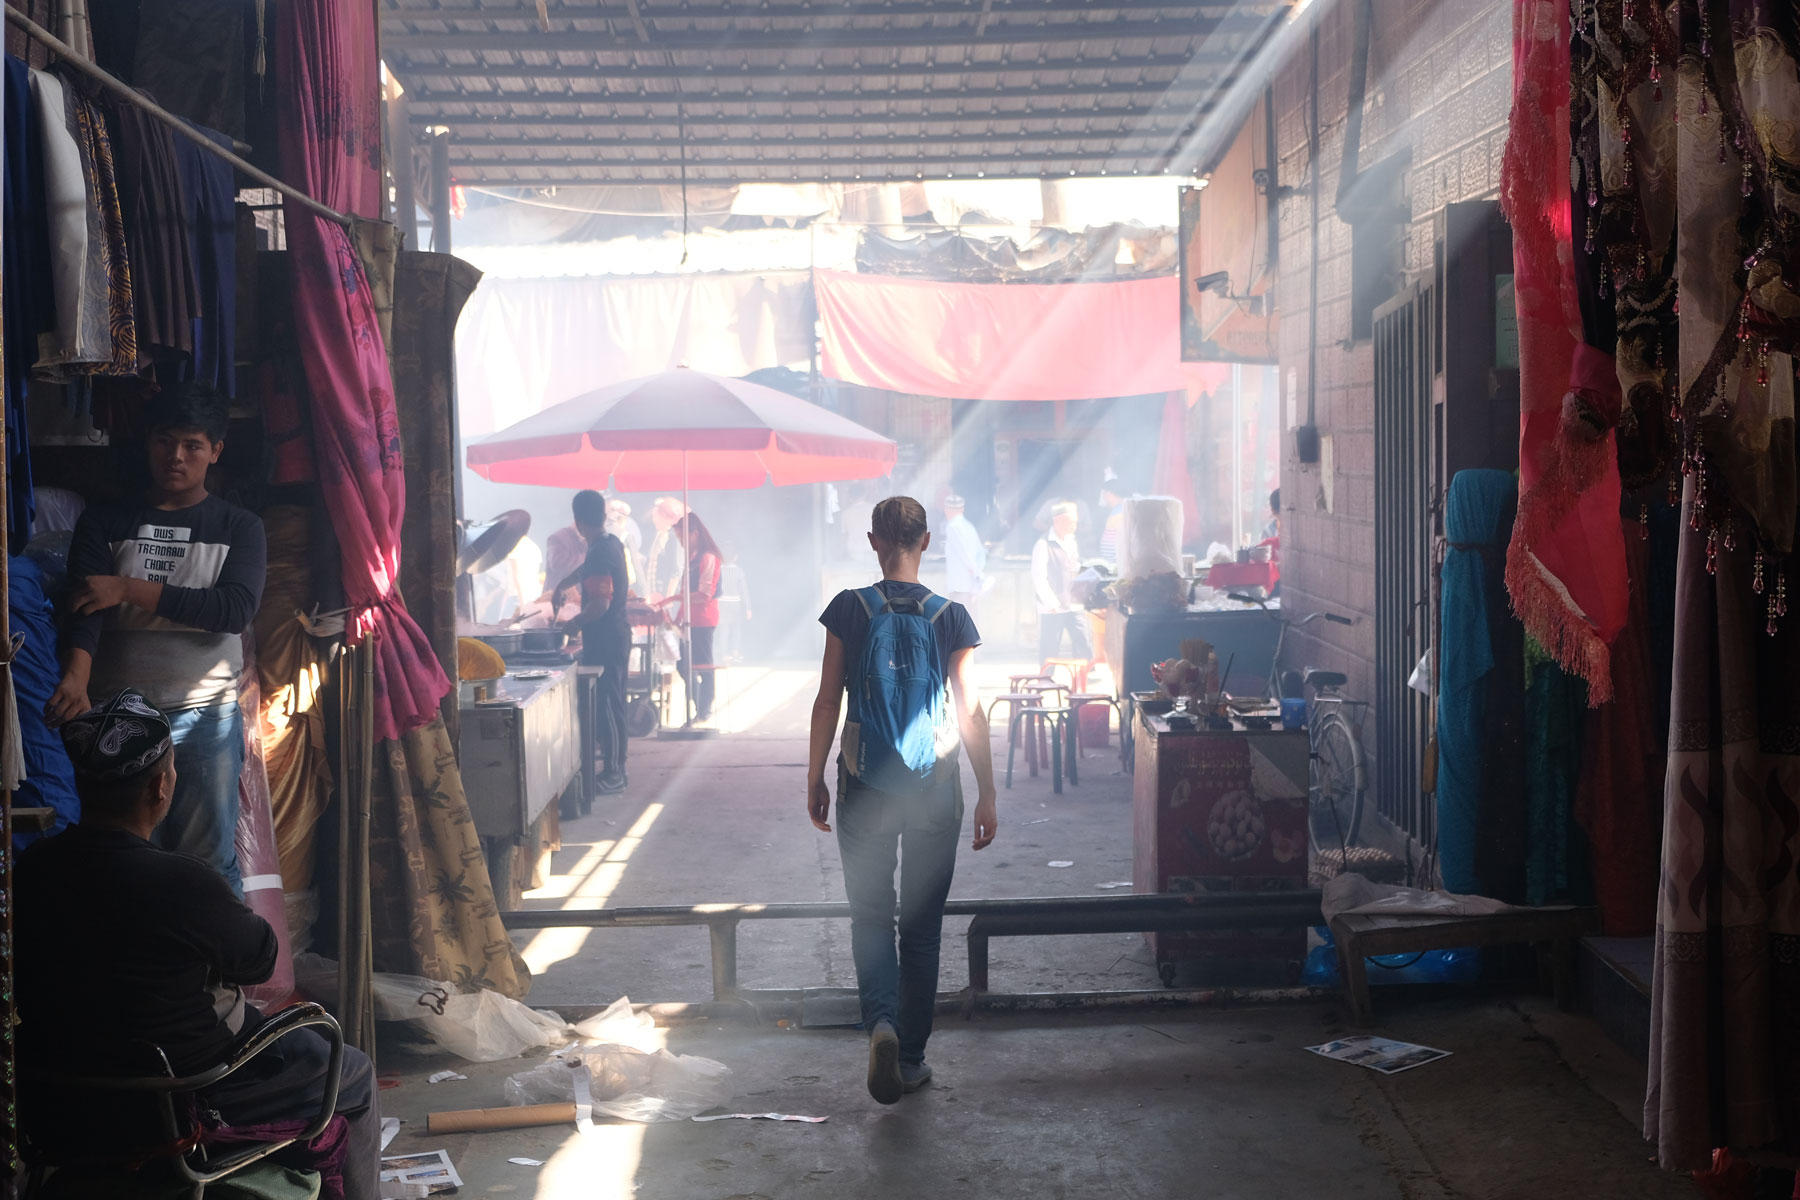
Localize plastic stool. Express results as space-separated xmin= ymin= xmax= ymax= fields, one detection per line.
xmin=1042 ymin=657 xmax=1092 ymax=693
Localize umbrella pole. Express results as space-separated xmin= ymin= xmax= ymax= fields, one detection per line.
xmin=683 ymin=451 xmax=693 ymax=728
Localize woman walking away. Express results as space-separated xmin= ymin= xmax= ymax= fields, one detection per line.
xmin=668 ymin=512 xmax=723 ymax=724
xmin=806 ymin=496 xmax=999 ymax=1104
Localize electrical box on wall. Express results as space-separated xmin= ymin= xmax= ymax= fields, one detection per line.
xmin=1295 ymin=423 xmax=1320 ymax=464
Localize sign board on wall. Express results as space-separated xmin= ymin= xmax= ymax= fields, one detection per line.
xmin=1180 ymin=96 xmax=1279 ymax=365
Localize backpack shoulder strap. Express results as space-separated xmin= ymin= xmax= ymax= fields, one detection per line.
xmin=853 ymin=586 xmax=885 ymax=617
xmin=923 ymin=593 xmax=951 ymax=624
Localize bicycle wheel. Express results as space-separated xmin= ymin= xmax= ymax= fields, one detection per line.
xmin=1310 ymin=710 xmax=1366 ymax=855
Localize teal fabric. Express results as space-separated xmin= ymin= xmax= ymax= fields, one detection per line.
xmin=1523 ymin=641 xmax=1592 ymax=906
xmin=1435 ymin=469 xmax=1516 ymax=894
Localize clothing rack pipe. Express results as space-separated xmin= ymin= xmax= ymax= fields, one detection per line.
xmin=4 ymin=4 xmax=355 ymax=230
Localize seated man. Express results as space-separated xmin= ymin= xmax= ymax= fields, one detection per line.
xmin=16 ymin=691 xmax=380 ymax=1199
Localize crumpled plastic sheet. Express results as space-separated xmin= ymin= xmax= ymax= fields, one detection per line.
xmin=1322 ymin=872 xmax=1516 ymax=929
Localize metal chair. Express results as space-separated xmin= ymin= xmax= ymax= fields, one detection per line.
xmin=23 ymin=1003 xmax=345 ymax=1200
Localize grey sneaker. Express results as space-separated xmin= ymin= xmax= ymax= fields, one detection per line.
xmin=900 ymin=1061 xmax=933 ymax=1093
xmin=866 ymin=1020 xmax=902 ymax=1105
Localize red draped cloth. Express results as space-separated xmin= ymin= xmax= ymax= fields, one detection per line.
xmin=1499 ymin=0 xmax=1627 ymax=703
xmin=816 ymin=270 xmax=1220 ymax=401
xmin=276 ymin=0 xmax=449 ymax=740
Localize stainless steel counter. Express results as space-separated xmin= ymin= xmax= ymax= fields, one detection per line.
xmin=458 ymin=669 xmax=582 ymax=902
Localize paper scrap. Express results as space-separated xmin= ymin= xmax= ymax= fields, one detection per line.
xmin=508 ymin=1157 xmax=545 ymax=1167
xmin=1095 ymin=881 xmax=1133 ymax=889
xmin=1305 ymin=1035 xmax=1451 ymax=1075
xmin=1047 ymin=860 xmax=1074 ymax=868
xmin=427 ymin=1070 xmax=467 ymax=1084
xmin=380 ymin=1149 xmax=463 ymax=1195
xmin=691 ymin=1112 xmax=830 ymax=1124
xmin=379 ymin=1117 xmax=402 ymax=1151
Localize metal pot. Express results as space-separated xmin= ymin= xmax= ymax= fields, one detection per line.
xmin=520 ymin=629 xmax=568 ymax=653
xmin=474 ymin=630 xmax=523 ymax=656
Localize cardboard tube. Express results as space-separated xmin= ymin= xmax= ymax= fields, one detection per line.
xmin=428 ymin=1103 xmax=577 ymax=1134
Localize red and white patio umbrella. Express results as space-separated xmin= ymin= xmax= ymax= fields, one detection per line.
xmin=466 ymin=368 xmax=896 ymax=726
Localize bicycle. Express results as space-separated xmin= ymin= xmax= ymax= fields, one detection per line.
xmin=1228 ymin=594 xmax=1368 ymax=859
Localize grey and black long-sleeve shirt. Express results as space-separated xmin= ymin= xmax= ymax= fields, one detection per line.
xmin=66 ymin=493 xmax=267 ymax=711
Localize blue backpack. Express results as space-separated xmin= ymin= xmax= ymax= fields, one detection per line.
xmin=847 ymin=585 xmax=955 ymax=793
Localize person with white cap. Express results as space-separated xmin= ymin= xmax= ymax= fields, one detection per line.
xmin=941 ymin=493 xmax=986 ymax=619
xmin=1031 ymin=500 xmax=1092 ymax=664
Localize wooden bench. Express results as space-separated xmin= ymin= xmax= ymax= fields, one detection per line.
xmin=1329 ymin=905 xmax=1601 ymax=1026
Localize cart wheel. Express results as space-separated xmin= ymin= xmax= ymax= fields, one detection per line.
xmin=627 ymin=695 xmax=659 ymax=738
xmin=1158 ymin=962 xmax=1177 ymax=988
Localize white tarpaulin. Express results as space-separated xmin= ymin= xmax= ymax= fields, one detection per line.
xmin=454 ymin=271 xmax=815 ymax=443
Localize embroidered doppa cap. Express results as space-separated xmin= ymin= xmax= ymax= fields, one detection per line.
xmin=60 ymin=689 xmax=174 ymax=784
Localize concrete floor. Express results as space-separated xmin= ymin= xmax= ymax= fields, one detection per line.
xmin=377 ymin=994 xmax=1691 ymax=1199
xmin=372 ymin=659 xmax=1695 ymax=1198
xmin=513 ymin=658 xmax=1163 ymax=1007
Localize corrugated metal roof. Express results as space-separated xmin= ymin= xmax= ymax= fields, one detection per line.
xmin=383 ymin=0 xmax=1297 ymax=184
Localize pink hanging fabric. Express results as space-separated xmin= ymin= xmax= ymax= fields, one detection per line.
xmin=277 ymin=0 xmax=448 ymax=740
xmin=1498 ymin=0 xmax=1627 ymax=703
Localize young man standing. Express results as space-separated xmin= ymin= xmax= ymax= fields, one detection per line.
xmin=807 ymin=496 xmax=999 ymax=1104
xmin=48 ymin=383 xmax=266 ymax=895
xmin=552 ymin=490 xmax=631 ymax=794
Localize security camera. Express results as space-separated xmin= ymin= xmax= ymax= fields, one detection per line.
xmin=1193 ymin=271 xmax=1231 ymax=297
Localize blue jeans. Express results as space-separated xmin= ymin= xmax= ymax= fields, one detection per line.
xmin=159 ymin=701 xmax=245 ymax=896
xmin=835 ymin=759 xmax=962 ymax=1065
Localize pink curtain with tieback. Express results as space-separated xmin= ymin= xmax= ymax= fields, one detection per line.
xmin=276 ymin=0 xmax=449 ymax=740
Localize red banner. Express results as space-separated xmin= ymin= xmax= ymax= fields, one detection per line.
xmin=816 ymin=269 xmax=1203 ymax=401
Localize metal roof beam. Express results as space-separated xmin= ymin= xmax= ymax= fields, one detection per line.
xmin=398 ymin=80 xmax=1222 ymax=106
xmin=449 ymin=151 xmax=1174 ymax=169
xmin=386 ymin=51 xmax=1227 ymax=80
xmin=382 ymin=16 xmax=1270 ymax=52
xmin=444 ymin=128 xmax=1198 ymax=150
xmin=383 ymin=1 xmax=1267 ymax=21
xmin=409 ymin=104 xmax=1212 ymax=128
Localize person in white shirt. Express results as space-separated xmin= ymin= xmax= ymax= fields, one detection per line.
xmin=1031 ymin=501 xmax=1092 ymax=664
xmin=941 ymin=494 xmax=987 ymax=618
xmin=605 ymin=498 xmax=645 ymax=590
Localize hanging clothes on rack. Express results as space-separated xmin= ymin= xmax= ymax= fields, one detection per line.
xmin=105 ymin=87 xmax=197 ymax=369
xmin=7 ymin=555 xmax=79 ymax=846
xmin=61 ymin=75 xmax=135 ymax=377
xmin=171 ymin=123 xmax=237 ymax=395
xmin=30 ymin=68 xmax=110 ymax=375
xmin=3 ymin=53 xmax=52 ymax=545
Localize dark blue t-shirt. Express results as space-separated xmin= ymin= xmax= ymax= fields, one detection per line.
xmin=819 ymin=580 xmax=981 ymax=692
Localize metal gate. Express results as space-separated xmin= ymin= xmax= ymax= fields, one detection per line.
xmin=1370 ymin=283 xmax=1437 ymax=849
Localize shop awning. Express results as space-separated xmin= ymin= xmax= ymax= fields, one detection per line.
xmin=816 ymin=269 xmax=1224 ymax=401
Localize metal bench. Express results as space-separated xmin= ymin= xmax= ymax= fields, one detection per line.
xmin=503 ymin=891 xmax=1326 ymax=1001
xmin=1329 ymin=905 xmax=1601 ymax=1026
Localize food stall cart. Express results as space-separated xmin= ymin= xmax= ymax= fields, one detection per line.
xmin=1132 ymin=705 xmax=1310 ymax=985
xmin=1107 ymin=605 xmax=1282 ymax=764
xmin=458 ymin=668 xmax=582 ymax=907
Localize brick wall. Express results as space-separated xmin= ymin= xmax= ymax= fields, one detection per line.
xmin=1272 ymin=0 xmax=1511 ymax=705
